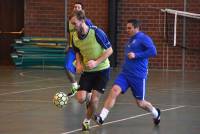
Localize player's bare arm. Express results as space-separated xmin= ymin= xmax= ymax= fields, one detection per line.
xmin=76 ymin=53 xmax=84 ymax=73
xmin=87 ymin=47 xmax=113 ymax=69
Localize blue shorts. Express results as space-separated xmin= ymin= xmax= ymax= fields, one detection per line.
xmin=64 ymin=48 xmax=76 ymax=74
xmin=114 ymin=73 xmax=146 ymax=100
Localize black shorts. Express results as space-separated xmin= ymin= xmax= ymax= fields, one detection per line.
xmin=78 ymin=68 xmax=110 ymax=94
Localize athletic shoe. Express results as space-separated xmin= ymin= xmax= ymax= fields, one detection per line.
xmin=153 ymin=108 xmax=161 ymax=125
xmin=82 ymin=121 xmax=90 ymax=131
xmin=94 ymin=114 xmax=104 ymax=125
xmin=67 ymin=85 xmax=79 ymax=97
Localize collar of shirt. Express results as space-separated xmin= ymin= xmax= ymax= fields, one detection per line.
xmin=78 ymin=27 xmax=90 ymax=40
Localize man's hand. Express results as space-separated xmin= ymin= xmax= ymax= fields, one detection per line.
xmin=127 ymin=52 xmax=136 ymax=59
xmin=87 ymin=60 xmax=97 ymax=69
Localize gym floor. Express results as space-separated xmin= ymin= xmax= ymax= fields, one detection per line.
xmin=0 ymin=67 xmax=200 ymax=134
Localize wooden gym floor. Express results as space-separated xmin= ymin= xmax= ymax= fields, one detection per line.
xmin=0 ymin=67 xmax=200 ymax=134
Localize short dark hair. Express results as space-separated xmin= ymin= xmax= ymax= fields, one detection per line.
xmin=74 ymin=1 xmax=84 ymax=9
xmin=71 ymin=10 xmax=86 ymax=21
xmin=127 ymin=19 xmax=141 ymax=28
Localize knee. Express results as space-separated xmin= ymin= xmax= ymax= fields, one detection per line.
xmin=110 ymin=86 xmax=121 ymax=97
xmin=76 ymin=96 xmax=86 ymax=104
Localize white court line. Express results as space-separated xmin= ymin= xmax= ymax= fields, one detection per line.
xmin=0 ymin=71 xmax=65 ymax=85
xmin=0 ymin=78 xmax=54 ymax=85
xmin=19 ymin=72 xmax=62 ymax=80
xmin=1 ymin=99 xmax=51 ymax=103
xmin=19 ymin=72 xmax=43 ymax=79
xmin=0 ymin=85 xmax=66 ymax=96
xmin=19 ymin=71 xmax=66 ymax=80
xmin=61 ymin=105 xmax=185 ymax=134
xmin=0 ymin=72 xmax=54 ymax=85
xmin=149 ymin=88 xmax=200 ymax=92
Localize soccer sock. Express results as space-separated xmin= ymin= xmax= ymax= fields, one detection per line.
xmin=151 ymin=107 xmax=158 ymax=119
xmin=100 ymin=108 xmax=109 ymax=121
xmin=72 ymin=82 xmax=78 ymax=89
xmin=83 ymin=118 xmax=90 ymax=124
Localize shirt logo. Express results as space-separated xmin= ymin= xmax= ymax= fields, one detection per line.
xmin=128 ymin=39 xmax=136 ymax=47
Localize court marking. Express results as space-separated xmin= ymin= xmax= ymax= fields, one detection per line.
xmin=19 ymin=71 xmax=66 ymax=80
xmin=149 ymin=87 xmax=200 ymax=91
xmin=0 ymin=85 xmax=66 ymax=96
xmin=0 ymin=71 xmax=66 ymax=86
xmin=0 ymin=99 xmax=51 ymax=103
xmin=61 ymin=105 xmax=185 ymax=134
xmin=0 ymin=78 xmax=56 ymax=86
xmin=1 ymin=99 xmax=199 ymax=108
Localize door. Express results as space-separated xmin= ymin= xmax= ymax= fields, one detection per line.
xmin=0 ymin=0 xmax=24 ymax=65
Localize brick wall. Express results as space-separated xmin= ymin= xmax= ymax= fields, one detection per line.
xmin=24 ymin=0 xmax=108 ymax=37
xmin=24 ymin=0 xmax=65 ymax=37
xmin=24 ymin=0 xmax=200 ymax=71
xmin=184 ymin=0 xmax=200 ymax=70
xmin=117 ymin=0 xmax=200 ymax=71
xmin=67 ymin=0 xmax=108 ymax=32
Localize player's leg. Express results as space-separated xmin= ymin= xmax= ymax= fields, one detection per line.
xmin=136 ymin=99 xmax=161 ymax=125
xmin=76 ymin=89 xmax=91 ymax=131
xmin=76 ymin=90 xmax=87 ymax=104
xmin=95 ymin=73 xmax=129 ymax=125
xmin=84 ymin=90 xmax=101 ymax=127
xmin=65 ymin=69 xmax=76 ymax=83
xmin=83 ymin=69 xmax=110 ymax=129
xmin=94 ymin=85 xmax=121 ymax=125
xmin=104 ymin=85 xmax=121 ymax=110
xmin=76 ymin=72 xmax=94 ymax=131
xmin=65 ymin=70 xmax=79 ymax=96
xmin=86 ymin=90 xmax=99 ymax=118
xmin=131 ymin=77 xmax=161 ymax=125
xmin=85 ymin=92 xmax=92 ymax=108
xmin=64 ymin=48 xmax=79 ymax=96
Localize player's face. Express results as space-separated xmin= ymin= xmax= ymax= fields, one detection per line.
xmin=73 ymin=4 xmax=82 ymax=11
xmin=126 ymin=23 xmax=137 ymax=36
xmin=70 ymin=16 xmax=83 ymax=32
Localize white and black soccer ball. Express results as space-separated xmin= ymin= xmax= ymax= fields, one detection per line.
xmin=53 ymin=92 xmax=68 ymax=108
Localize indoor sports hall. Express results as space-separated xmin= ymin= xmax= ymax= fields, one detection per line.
xmin=0 ymin=0 xmax=200 ymax=134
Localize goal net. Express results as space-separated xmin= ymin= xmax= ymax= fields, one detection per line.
xmin=161 ymin=8 xmax=200 ymax=51
xmin=159 ymin=8 xmax=200 ymax=70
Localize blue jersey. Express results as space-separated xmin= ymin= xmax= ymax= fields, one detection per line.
xmin=122 ymin=32 xmax=157 ymax=78
xmin=85 ymin=18 xmax=93 ymax=27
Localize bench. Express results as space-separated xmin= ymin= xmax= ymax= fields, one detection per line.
xmin=11 ymin=36 xmax=67 ymax=69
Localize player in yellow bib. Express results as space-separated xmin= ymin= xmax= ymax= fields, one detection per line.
xmin=70 ymin=10 xmax=113 ymax=131
xmin=65 ymin=2 xmax=93 ymax=97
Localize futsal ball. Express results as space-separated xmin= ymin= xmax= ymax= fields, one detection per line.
xmin=53 ymin=92 xmax=68 ymax=108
